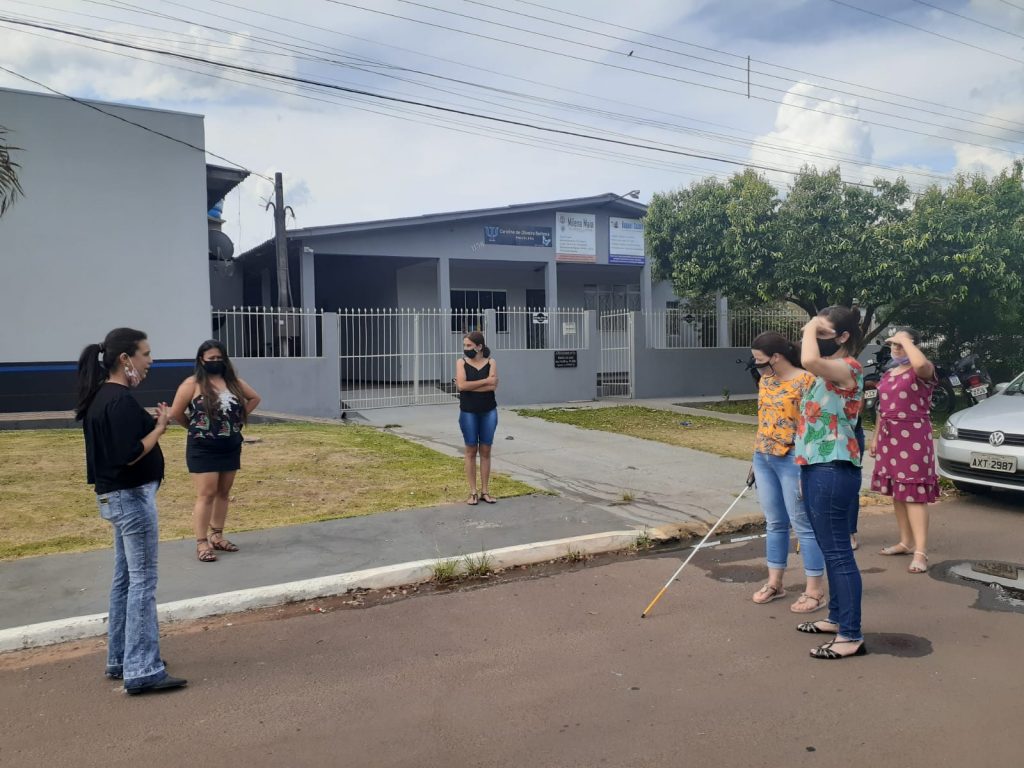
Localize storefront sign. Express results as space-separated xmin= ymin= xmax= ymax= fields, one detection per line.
xmin=555 ymin=211 xmax=596 ymax=262
xmin=609 ymin=217 xmax=645 ymax=266
xmin=483 ymin=225 xmax=552 ymax=247
xmin=554 ymin=350 xmax=578 ymax=368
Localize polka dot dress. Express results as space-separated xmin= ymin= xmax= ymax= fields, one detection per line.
xmin=870 ymin=368 xmax=940 ymax=503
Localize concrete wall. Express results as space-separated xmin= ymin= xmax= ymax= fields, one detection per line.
xmin=235 ymin=317 xmax=341 ymax=418
xmin=315 ymin=254 xmax=399 ymax=310
xmin=396 ymin=260 xmax=439 ymax=307
xmin=0 ymin=87 xmax=209 ymax=362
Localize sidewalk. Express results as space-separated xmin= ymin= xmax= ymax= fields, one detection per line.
xmin=0 ymin=495 xmax=627 ymax=631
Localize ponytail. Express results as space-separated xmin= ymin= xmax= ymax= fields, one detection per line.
xmin=75 ymin=328 xmax=148 ymax=420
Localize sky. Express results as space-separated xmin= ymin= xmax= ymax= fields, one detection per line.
xmin=2 ymin=0 xmax=1024 ymax=255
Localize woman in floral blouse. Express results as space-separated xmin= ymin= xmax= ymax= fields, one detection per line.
xmin=795 ymin=306 xmax=866 ymax=660
xmin=749 ymin=332 xmax=824 ymax=614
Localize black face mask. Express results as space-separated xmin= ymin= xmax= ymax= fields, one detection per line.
xmin=754 ymin=360 xmax=775 ymax=376
xmin=817 ymin=338 xmax=842 ymax=358
xmin=202 ymin=360 xmax=226 ymax=376
xmin=463 ymin=349 xmax=478 ymax=359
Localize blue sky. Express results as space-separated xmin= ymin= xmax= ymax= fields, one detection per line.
xmin=1 ymin=0 xmax=1022 ymax=253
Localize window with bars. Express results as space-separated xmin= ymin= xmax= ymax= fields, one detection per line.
xmin=450 ymin=290 xmax=509 ymax=333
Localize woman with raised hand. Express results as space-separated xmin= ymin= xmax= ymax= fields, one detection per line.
xmin=76 ymin=328 xmax=186 ymax=695
xmin=869 ymin=327 xmax=940 ymax=574
xmin=795 ymin=307 xmax=866 ymax=660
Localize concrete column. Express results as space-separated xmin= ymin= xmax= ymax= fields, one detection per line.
xmin=437 ymin=256 xmax=451 ymax=309
xmin=716 ymin=293 xmax=731 ymax=348
xmin=545 ymin=261 xmax=558 ymax=309
xmin=640 ymin=260 xmax=654 ymax=314
xmin=323 ymin=311 xmax=341 ymax=417
xmin=300 ymin=246 xmax=316 ymax=310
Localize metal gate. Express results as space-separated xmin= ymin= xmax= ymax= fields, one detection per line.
xmin=598 ymin=310 xmax=633 ymax=399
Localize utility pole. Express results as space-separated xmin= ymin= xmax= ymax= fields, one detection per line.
xmin=271 ymin=172 xmax=292 ymax=308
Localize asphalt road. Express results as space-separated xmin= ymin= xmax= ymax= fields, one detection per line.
xmin=2 ymin=494 xmax=1022 ymax=768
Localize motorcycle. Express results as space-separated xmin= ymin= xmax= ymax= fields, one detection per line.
xmin=861 ymin=345 xmax=891 ymax=417
xmin=942 ymin=353 xmax=992 ymax=408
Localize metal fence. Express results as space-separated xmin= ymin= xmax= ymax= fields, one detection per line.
xmin=646 ymin=308 xmax=807 ymax=349
xmin=490 ymin=307 xmax=589 ymax=351
xmin=212 ymin=307 xmax=323 ymax=358
xmin=599 ymin=310 xmax=633 ymax=398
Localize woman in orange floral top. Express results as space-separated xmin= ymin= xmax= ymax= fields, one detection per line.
xmin=749 ymin=332 xmax=825 ymax=614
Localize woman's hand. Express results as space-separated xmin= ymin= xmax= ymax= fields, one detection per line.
xmin=155 ymin=402 xmax=171 ymax=430
xmin=869 ymin=436 xmax=879 ymax=458
xmin=885 ymin=330 xmax=914 ymax=348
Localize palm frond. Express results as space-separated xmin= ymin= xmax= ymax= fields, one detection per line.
xmin=0 ymin=125 xmax=25 ymax=217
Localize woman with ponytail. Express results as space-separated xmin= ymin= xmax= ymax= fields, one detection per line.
xmin=749 ymin=332 xmax=825 ymax=613
xmin=76 ymin=328 xmax=186 ymax=695
xmin=455 ymin=331 xmax=499 ymax=505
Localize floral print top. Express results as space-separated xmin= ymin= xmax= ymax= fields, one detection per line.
xmin=187 ymin=391 xmax=244 ymax=443
xmin=755 ymin=371 xmax=817 ymax=456
xmin=795 ymin=358 xmax=864 ymax=467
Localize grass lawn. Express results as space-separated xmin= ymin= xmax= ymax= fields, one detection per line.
xmin=516 ymin=405 xmax=757 ymax=461
xmin=0 ymin=423 xmax=535 ymax=560
xmin=680 ymin=400 xmax=758 ymax=417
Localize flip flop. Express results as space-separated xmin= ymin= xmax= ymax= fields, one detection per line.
xmin=752 ymin=584 xmax=786 ymax=604
xmin=790 ymin=593 xmax=827 ymax=614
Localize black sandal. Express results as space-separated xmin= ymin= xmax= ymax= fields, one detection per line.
xmin=209 ymin=527 xmax=239 ymax=552
xmin=467 ymin=492 xmax=479 ymax=506
xmin=810 ymin=639 xmax=867 ymax=659
xmin=196 ymin=538 xmax=217 ymax=562
xmin=796 ymin=620 xmax=838 ymax=634
xmin=480 ymin=492 xmax=497 ymax=504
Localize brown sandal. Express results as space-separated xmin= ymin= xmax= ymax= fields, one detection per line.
xmin=480 ymin=492 xmax=497 ymax=504
xmin=467 ymin=492 xmax=479 ymax=506
xmin=790 ymin=593 xmax=827 ymax=614
xmin=209 ymin=528 xmax=239 ymax=552
xmin=196 ymin=539 xmax=217 ymax=562
xmin=752 ymin=584 xmax=786 ymax=604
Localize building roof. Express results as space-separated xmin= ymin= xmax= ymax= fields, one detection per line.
xmin=237 ymin=193 xmax=647 ymax=260
xmin=206 ymin=164 xmax=250 ymax=211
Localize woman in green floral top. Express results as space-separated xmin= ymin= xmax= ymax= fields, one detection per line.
xmin=795 ymin=306 xmax=866 ymax=660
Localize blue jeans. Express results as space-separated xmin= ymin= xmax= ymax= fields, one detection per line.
xmin=801 ymin=462 xmax=863 ymax=640
xmin=753 ymin=452 xmax=824 ymax=577
xmin=849 ymin=423 xmax=866 ymax=535
xmin=97 ymin=481 xmax=167 ymax=688
xmin=459 ymin=409 xmax=498 ymax=446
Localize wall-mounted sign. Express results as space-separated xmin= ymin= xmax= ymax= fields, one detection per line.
xmin=483 ymin=225 xmax=552 ymax=247
xmin=555 ymin=211 xmax=596 ymax=262
xmin=531 ymin=311 xmax=549 ymax=325
xmin=609 ymin=217 xmax=645 ymax=266
xmin=562 ymin=321 xmax=577 ymax=335
xmin=554 ymin=350 xmax=578 ymax=368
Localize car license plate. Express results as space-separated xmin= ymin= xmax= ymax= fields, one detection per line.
xmin=864 ymin=389 xmax=877 ymax=401
xmin=948 ymin=375 xmax=961 ymax=387
xmin=970 ymin=453 xmax=1017 ymax=473
xmin=969 ymin=385 xmax=988 ymax=398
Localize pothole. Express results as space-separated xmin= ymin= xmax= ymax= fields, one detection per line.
xmin=932 ymin=560 xmax=1024 ymax=614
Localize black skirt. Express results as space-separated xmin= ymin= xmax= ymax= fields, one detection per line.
xmin=186 ymin=436 xmax=242 ymax=474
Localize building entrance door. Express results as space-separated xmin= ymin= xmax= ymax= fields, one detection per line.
xmin=525 ymin=289 xmax=546 ymax=350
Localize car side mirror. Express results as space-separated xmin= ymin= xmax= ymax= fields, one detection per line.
xmin=994 ymin=382 xmax=1009 ymax=394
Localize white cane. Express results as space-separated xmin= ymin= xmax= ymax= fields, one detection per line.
xmin=641 ymin=476 xmax=755 ymax=619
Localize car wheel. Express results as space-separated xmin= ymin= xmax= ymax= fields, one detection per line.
xmin=952 ymin=480 xmax=994 ymax=495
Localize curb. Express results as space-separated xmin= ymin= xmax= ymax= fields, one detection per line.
xmin=0 ymin=530 xmax=641 ymax=654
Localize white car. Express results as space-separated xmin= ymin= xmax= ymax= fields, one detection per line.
xmin=938 ymin=371 xmax=1024 ymax=494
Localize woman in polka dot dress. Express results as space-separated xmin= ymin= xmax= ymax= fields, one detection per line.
xmin=869 ymin=328 xmax=939 ymax=574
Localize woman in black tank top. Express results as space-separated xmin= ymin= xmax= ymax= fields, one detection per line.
xmin=456 ymin=331 xmax=500 ymax=505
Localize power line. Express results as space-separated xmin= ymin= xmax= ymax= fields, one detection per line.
xmin=15 ymin=2 xmax=956 ymax=184
xmin=997 ymin=0 xmax=1024 ymax=12
xmin=827 ymin=0 xmax=1024 ymax=66
xmin=514 ymin=0 xmax=1024 ymax=132
xmin=909 ymin=0 xmax=1024 ymax=42
xmin=0 ymin=14 xmax=893 ymax=187
xmin=321 ymin=0 xmax=1024 ymax=153
xmin=0 ymin=61 xmax=270 ymax=182
xmin=458 ymin=0 xmax=1024 ymax=138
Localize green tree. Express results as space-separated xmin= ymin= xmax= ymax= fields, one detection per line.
xmin=646 ymin=163 xmax=1024 ymax=352
xmin=0 ymin=125 xmax=24 ymax=216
